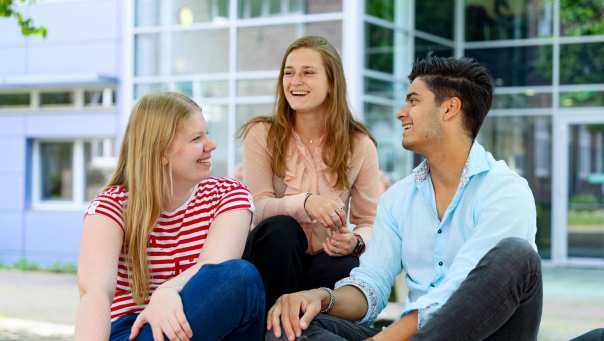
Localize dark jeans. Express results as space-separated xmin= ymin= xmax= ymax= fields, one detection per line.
xmin=110 ymin=259 xmax=266 ymax=341
xmin=267 ymin=237 xmax=543 ymax=341
xmin=571 ymin=329 xmax=604 ymax=341
xmin=244 ymin=215 xmax=359 ymax=310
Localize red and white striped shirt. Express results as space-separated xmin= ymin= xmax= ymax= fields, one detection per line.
xmin=85 ymin=177 xmax=254 ymax=321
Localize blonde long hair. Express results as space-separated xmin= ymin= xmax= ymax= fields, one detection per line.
xmin=105 ymin=92 xmax=201 ymax=304
xmin=240 ymin=36 xmax=375 ymax=189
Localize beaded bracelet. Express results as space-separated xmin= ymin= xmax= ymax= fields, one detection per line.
xmin=319 ymin=287 xmax=336 ymax=313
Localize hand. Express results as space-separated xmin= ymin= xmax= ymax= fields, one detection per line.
xmin=129 ymin=286 xmax=193 ymax=341
xmin=267 ymin=289 xmax=326 ymax=341
xmin=304 ymin=194 xmax=346 ymax=229
xmin=323 ymin=229 xmax=358 ymax=257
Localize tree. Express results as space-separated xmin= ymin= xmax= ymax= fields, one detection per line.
xmin=0 ymin=0 xmax=47 ymax=37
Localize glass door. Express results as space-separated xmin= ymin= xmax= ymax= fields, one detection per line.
xmin=567 ymin=123 xmax=604 ymax=258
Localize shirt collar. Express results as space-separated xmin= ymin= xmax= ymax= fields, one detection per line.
xmin=412 ymin=141 xmax=491 ymax=187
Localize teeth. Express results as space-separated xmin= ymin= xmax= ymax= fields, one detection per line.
xmin=291 ymin=91 xmax=308 ymax=95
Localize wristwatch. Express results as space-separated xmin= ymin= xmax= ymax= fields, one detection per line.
xmin=352 ymin=233 xmax=365 ymax=257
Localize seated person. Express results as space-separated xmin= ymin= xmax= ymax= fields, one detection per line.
xmin=266 ymin=56 xmax=543 ymax=341
xmin=240 ymin=36 xmax=381 ymax=310
xmin=75 ymin=92 xmax=264 ymax=341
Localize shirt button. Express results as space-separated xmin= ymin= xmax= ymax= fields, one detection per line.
xmin=430 ymin=283 xmax=435 ymax=287
xmin=437 ymin=229 xmax=442 ymax=234
xmin=438 ymin=261 xmax=444 ymax=266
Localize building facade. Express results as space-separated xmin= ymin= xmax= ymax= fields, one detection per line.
xmin=1 ymin=0 xmax=603 ymax=266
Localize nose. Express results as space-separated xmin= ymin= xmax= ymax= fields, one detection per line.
xmin=205 ymin=137 xmax=217 ymax=153
xmin=396 ymin=103 xmax=409 ymax=121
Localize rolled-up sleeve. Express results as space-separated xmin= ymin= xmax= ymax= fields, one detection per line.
xmin=335 ymin=192 xmax=403 ymax=325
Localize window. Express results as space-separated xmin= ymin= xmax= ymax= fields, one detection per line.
xmin=33 ymin=139 xmax=116 ymax=208
xmin=40 ymin=91 xmax=74 ymax=107
xmin=84 ymin=88 xmax=117 ymax=107
xmin=0 ymin=93 xmax=30 ymax=108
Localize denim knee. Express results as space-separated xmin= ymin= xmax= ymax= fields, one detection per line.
xmin=218 ymin=259 xmax=264 ymax=291
xmin=494 ymin=237 xmax=541 ymax=272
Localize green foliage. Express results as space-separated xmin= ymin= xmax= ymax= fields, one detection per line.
xmin=560 ymin=0 xmax=604 ymax=36
xmin=569 ymin=193 xmax=599 ymax=207
xmin=0 ymin=257 xmax=77 ymax=273
xmin=13 ymin=257 xmax=41 ymax=271
xmin=0 ymin=0 xmax=48 ymax=38
xmin=568 ymin=209 xmax=604 ymax=226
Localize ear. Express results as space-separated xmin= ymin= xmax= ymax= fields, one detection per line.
xmin=442 ymin=97 xmax=462 ymax=121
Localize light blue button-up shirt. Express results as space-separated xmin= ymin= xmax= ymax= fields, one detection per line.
xmin=335 ymin=142 xmax=537 ymax=326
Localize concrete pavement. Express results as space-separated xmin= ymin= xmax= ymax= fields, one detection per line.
xmin=0 ymin=266 xmax=603 ymax=341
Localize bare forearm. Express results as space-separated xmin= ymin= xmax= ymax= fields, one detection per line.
xmin=374 ymin=310 xmax=418 ymax=341
xmin=74 ymin=293 xmax=112 ymax=341
xmin=329 ymin=285 xmax=369 ymax=321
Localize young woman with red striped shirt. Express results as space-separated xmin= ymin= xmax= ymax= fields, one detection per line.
xmin=75 ymin=92 xmax=265 ymax=341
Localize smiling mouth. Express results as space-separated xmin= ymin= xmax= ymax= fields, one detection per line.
xmin=197 ymin=159 xmax=211 ymax=165
xmin=290 ymin=90 xmax=309 ymax=97
xmin=403 ymin=123 xmax=413 ymax=131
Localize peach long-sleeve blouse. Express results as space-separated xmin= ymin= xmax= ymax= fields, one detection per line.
xmin=242 ymin=122 xmax=381 ymax=254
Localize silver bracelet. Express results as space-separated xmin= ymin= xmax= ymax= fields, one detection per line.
xmin=319 ymin=287 xmax=336 ymax=313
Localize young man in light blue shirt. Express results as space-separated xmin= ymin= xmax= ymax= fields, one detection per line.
xmin=266 ymin=56 xmax=542 ymax=341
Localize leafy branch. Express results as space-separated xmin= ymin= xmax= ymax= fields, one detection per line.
xmin=0 ymin=0 xmax=47 ymax=37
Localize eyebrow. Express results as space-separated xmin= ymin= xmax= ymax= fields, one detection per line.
xmin=406 ymin=92 xmax=420 ymax=100
xmin=284 ymin=65 xmax=317 ymax=69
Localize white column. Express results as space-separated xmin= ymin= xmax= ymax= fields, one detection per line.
xmin=342 ymin=0 xmax=364 ymax=120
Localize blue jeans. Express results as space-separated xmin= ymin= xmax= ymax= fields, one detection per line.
xmin=110 ymin=259 xmax=266 ymax=341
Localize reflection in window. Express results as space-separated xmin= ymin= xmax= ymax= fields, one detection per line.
xmin=135 ymin=33 xmax=161 ymax=76
xmin=560 ymin=91 xmax=604 ymax=108
xmin=238 ymin=79 xmax=276 ymax=97
xmin=84 ymin=139 xmax=115 ymax=201
xmin=561 ymin=0 xmax=604 ymax=36
xmin=40 ymin=91 xmax=74 ymax=107
xmin=414 ymin=37 xmax=454 ymax=61
xmin=465 ymin=0 xmax=553 ymax=41
xmin=238 ymin=0 xmax=341 ymax=18
xmin=0 ymin=93 xmax=30 ymax=107
xmin=479 ymin=115 xmax=552 ymax=258
xmin=365 ymin=77 xmax=394 ymax=99
xmin=492 ymin=92 xmax=552 ymax=109
xmin=173 ymin=0 xmax=228 ymax=25
xmin=174 ymin=82 xmax=193 ymax=97
xmin=366 ymin=0 xmax=394 ymax=21
xmin=465 ymin=45 xmax=552 ymax=86
xmin=134 ymin=83 xmax=168 ymax=99
xmin=172 ymin=30 xmax=229 ymax=74
xmin=560 ymin=43 xmax=604 ymax=85
xmin=364 ymin=102 xmax=409 ymax=181
xmin=235 ymin=103 xmax=273 ymax=164
xmin=135 ymin=0 xmax=162 ymax=27
xmin=238 ymin=25 xmax=297 ymax=71
xmin=365 ymin=23 xmax=393 ymax=73
xmin=567 ymin=124 xmax=604 ymax=258
xmin=200 ymin=80 xmax=228 ymax=98
xmin=416 ymin=0 xmax=454 ymax=39
xmin=237 ymin=21 xmax=341 ymax=72
xmin=203 ymin=105 xmax=229 ymax=177
xmin=40 ymin=142 xmax=73 ymax=201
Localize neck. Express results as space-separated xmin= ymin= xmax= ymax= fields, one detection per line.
xmin=425 ymin=135 xmax=473 ymax=189
xmin=164 ymin=179 xmax=195 ymax=212
xmin=294 ymin=109 xmax=326 ymax=141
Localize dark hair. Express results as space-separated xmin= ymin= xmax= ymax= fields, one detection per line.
xmin=408 ymin=56 xmax=493 ymax=139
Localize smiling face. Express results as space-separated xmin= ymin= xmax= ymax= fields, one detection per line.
xmin=282 ymin=47 xmax=330 ymax=115
xmin=396 ymin=78 xmax=444 ymax=153
xmin=165 ymin=112 xmax=216 ymax=186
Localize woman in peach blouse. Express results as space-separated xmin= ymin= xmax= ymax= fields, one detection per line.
xmin=240 ymin=36 xmax=381 ymax=309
